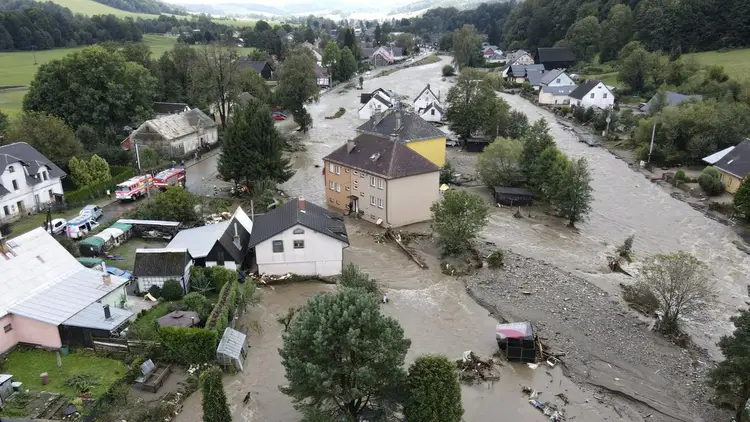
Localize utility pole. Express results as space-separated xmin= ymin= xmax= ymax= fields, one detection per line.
xmin=135 ymin=142 xmax=142 ymax=173
xmin=647 ymin=122 xmax=656 ymax=164
xmin=32 ymin=45 xmax=37 ymax=65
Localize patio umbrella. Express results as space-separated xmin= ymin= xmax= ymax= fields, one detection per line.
xmin=158 ymin=310 xmax=200 ymax=328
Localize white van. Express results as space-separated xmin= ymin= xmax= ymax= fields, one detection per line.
xmin=66 ymin=215 xmax=99 ymax=239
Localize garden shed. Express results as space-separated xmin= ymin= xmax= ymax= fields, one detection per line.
xmin=492 ymin=187 xmax=534 ymax=206
xmin=216 ymin=328 xmax=248 ymax=372
xmin=79 ymin=236 xmax=106 ymax=257
xmin=495 ymin=321 xmax=537 ymax=363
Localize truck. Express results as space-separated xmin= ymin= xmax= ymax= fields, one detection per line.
xmin=153 ymin=167 xmax=186 ymax=190
xmin=115 ymin=175 xmax=153 ymax=201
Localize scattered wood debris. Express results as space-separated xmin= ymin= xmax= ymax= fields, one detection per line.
xmin=455 ymin=351 xmax=501 ymax=384
xmin=371 ymin=228 xmax=428 ymax=268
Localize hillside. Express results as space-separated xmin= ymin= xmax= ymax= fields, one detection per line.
xmin=92 ymin=0 xmax=185 ymax=15
xmin=49 ymin=0 xmax=160 ymax=17
xmin=389 ymin=0 xmax=502 ymax=15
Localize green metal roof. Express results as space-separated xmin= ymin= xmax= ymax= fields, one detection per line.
xmin=110 ymin=222 xmax=133 ymax=231
xmin=77 ymin=257 xmax=104 ymax=268
xmin=80 ymin=236 xmax=105 ymax=247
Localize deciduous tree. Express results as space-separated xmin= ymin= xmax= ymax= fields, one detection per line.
xmin=564 ymin=16 xmax=600 ymax=62
xmin=430 ymin=190 xmax=489 ymax=254
xmin=477 ymin=137 xmax=523 ymax=188
xmin=445 ymin=71 xmax=495 ymax=139
xmin=404 ymin=355 xmax=463 ymax=422
xmin=638 ymin=251 xmax=714 ymax=334
xmin=0 ymin=110 xmax=8 ymax=137
xmin=88 ymin=154 xmax=111 ymax=184
xmin=520 ymin=119 xmax=555 ymax=181
xmin=218 ymin=99 xmax=292 ymax=189
xmin=451 ymin=24 xmax=482 ymax=68
xmin=190 ymin=44 xmax=242 ymax=128
xmin=157 ymin=44 xmax=200 ymax=105
xmin=734 ymin=177 xmax=750 ymax=220
xmin=67 ymin=156 xmax=92 ymax=187
xmin=23 ymin=46 xmax=156 ymax=131
xmin=599 ymin=4 xmax=634 ymax=62
xmin=322 ymin=40 xmax=341 ymax=79
xmin=134 ymin=186 xmax=199 ymax=223
xmin=201 ymin=366 xmax=231 ymax=422
xmin=5 ymin=112 xmax=83 ymax=169
xmin=279 ymin=288 xmax=411 ymax=420
xmin=552 ymin=156 xmax=593 ymax=227
xmin=277 ymin=47 xmax=319 ymax=133
xmin=339 ymin=47 xmax=357 ymax=81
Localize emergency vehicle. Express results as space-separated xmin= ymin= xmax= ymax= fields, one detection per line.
xmin=153 ymin=167 xmax=186 ymax=190
xmin=115 ymin=174 xmax=153 ymax=201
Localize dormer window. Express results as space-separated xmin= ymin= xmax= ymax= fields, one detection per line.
xmin=8 ymin=165 xmax=14 ymax=173
xmin=42 ymin=171 xmax=48 ymax=181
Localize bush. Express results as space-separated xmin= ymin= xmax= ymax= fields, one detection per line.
xmin=64 ymin=166 xmax=135 ymax=206
xmin=161 ymin=279 xmax=184 ymax=301
xmin=487 ymin=250 xmax=504 ymax=268
xmin=158 ymin=327 xmax=218 ymax=364
xmin=698 ymin=167 xmax=725 ymax=196
xmin=183 ymin=292 xmax=209 ymax=318
xmin=442 ymin=65 xmax=455 ymax=76
xmin=405 ymin=355 xmax=463 ymax=422
xmin=64 ymin=373 xmax=101 ymax=394
xmin=206 ymin=266 xmax=235 ymax=292
xmin=440 ymin=161 xmax=455 ymax=184
xmin=622 ymin=282 xmax=660 ymax=315
xmin=340 ymin=263 xmax=379 ymax=294
xmin=201 ymin=366 xmax=231 ymax=422
xmin=205 ymin=279 xmax=238 ymax=335
xmin=674 ymin=169 xmax=686 ymax=181
xmin=148 ymin=285 xmax=161 ymax=299
xmin=325 ymin=107 xmax=346 ymax=119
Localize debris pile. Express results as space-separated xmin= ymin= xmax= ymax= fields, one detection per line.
xmin=455 ymin=351 xmax=501 ymax=384
xmin=522 ymin=386 xmax=565 ymax=421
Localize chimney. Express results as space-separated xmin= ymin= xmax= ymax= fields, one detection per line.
xmin=103 ymin=304 xmax=111 ymax=320
xmin=347 ymin=139 xmax=356 ymax=153
xmin=299 ymin=197 xmax=306 ymax=211
xmin=390 ymin=133 xmax=398 ymax=142
xmin=102 ymin=273 xmax=112 ymax=286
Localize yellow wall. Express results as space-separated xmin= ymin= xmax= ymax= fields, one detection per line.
xmin=719 ymin=170 xmax=742 ymax=194
xmin=323 ymin=160 xmax=352 ymax=210
xmin=407 ymin=137 xmax=446 ymax=167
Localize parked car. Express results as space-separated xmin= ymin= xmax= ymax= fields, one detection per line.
xmin=106 ymin=265 xmax=132 ymax=281
xmin=80 ymin=204 xmax=103 ymax=220
xmin=43 ymin=218 xmax=67 ymax=235
xmin=66 ymin=215 xmax=99 ymax=239
xmin=272 ymin=114 xmax=286 ymax=121
xmin=446 ymin=138 xmax=458 ymax=147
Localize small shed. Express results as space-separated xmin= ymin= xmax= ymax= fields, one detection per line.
xmin=0 ymin=374 xmax=13 ymax=403
xmin=79 ymin=236 xmax=106 ymax=257
xmin=492 ymin=187 xmax=534 ymax=206
xmin=60 ymin=303 xmax=133 ymax=348
xmin=216 ymin=328 xmax=248 ymax=372
xmin=495 ymin=322 xmax=537 ymax=363
xmin=158 ymin=310 xmax=200 ymax=328
xmin=464 ymin=138 xmax=491 ymax=153
xmin=99 ymin=227 xmax=125 ymax=246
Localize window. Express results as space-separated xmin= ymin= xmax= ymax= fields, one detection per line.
xmin=360 ymin=191 xmax=365 ymax=197
xmin=377 ymin=179 xmax=384 ymax=189
xmin=345 ymin=168 xmax=350 ymax=173
xmin=294 ymin=240 xmax=305 ymax=249
xmin=330 ymin=181 xmax=335 ymax=190
xmin=2 ymin=206 xmax=8 ymax=216
xmin=346 ymin=186 xmax=350 ymax=191
xmin=353 ymin=181 xmax=358 ymax=190
xmin=329 ymin=163 xmax=334 ymax=173
xmin=370 ymin=195 xmax=376 ymax=206
xmin=3 ymin=323 xmax=11 ymax=333
xmin=12 ymin=180 xmax=18 ymax=190
xmin=34 ymin=194 xmax=40 ymax=204
xmin=353 ymin=170 xmax=358 ymax=175
xmin=329 ymin=197 xmax=334 ymax=202
xmin=272 ymin=240 xmax=284 ymax=253
xmin=556 ymin=78 xmax=561 ymax=83
xmin=7 ymin=165 xmax=13 ymax=173
xmin=360 ymin=173 xmax=365 ymax=179
xmin=48 ymin=189 xmax=53 ymax=199
xmin=370 ymin=176 xmax=376 ymax=187
xmin=335 ymin=165 xmax=341 ymax=175
xmin=603 ymin=93 xmax=608 ymax=99
xmin=336 ymin=183 xmax=341 ymax=192
xmin=42 ymin=171 xmax=48 ymax=181
xmin=217 ymin=251 xmax=225 ymax=266
xmin=293 ymin=228 xmax=305 ymax=235
xmin=431 ymin=109 xmax=435 ymax=115
xmin=590 ymin=93 xmax=595 ymax=99
xmin=378 ymin=198 xmax=384 ymax=209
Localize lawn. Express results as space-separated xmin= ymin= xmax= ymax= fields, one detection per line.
xmin=582 ymin=71 xmax=622 ymax=89
xmin=50 ymin=0 xmax=159 ymax=18
xmin=0 ymin=88 xmax=26 ymax=116
xmin=104 ymin=237 xmax=168 ymax=272
xmin=683 ymin=48 xmax=750 ymax=79
xmin=0 ymin=349 xmax=126 ymax=397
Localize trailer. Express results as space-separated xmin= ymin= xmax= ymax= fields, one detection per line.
xmin=115 ymin=175 xmax=153 ymax=201
xmin=153 ymin=167 xmax=186 ymax=190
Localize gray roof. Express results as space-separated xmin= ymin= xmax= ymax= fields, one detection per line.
xmin=168 ymin=222 xmax=229 ymax=258
xmin=714 ymin=139 xmax=750 ymax=179
xmin=703 ymin=146 xmax=735 ymax=165
xmin=240 ymin=60 xmax=273 ymax=74
xmin=325 ymin=134 xmax=439 ymax=180
xmin=116 ymin=219 xmax=181 ymax=227
xmin=0 ymin=142 xmax=65 ymax=180
xmin=217 ymin=327 xmax=247 ymax=360
xmin=540 ymin=69 xmax=566 ymax=85
xmin=509 ymin=64 xmax=545 ymax=77
xmin=8 ymin=266 xmax=129 ymax=325
xmin=136 ymin=109 xmax=217 ymax=141
xmin=236 ymin=92 xmax=257 ymax=106
xmin=493 ymin=186 xmax=533 ymax=197
xmin=391 ymin=47 xmax=404 ymax=57
xmin=356 ymin=109 xmax=445 ymax=143
xmin=535 ymin=47 xmax=576 ymax=64
xmin=132 ymin=248 xmax=191 ymax=278
xmin=247 ymin=198 xmax=348 ymax=248
xmin=363 ymin=47 xmax=376 ymax=57
xmin=526 ymin=70 xmax=544 ymax=86
xmin=153 ymin=102 xmax=189 ymax=115
xmin=643 ymin=91 xmax=703 ymax=113
xmin=569 ymin=80 xmax=604 ymax=100
xmin=419 ymin=102 xmax=444 ymax=115
xmin=63 ymin=302 xmax=132 ymax=330
xmin=488 ymin=52 xmax=505 ymax=60
xmin=542 ymin=85 xmax=578 ymax=95
xmin=415 ymin=84 xmax=438 ymax=103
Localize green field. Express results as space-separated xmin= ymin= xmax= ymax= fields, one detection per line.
xmin=684 ymin=48 xmax=750 ymax=79
xmin=0 ymin=34 xmax=257 ymax=116
xmin=583 ymin=71 xmax=622 ymax=88
xmin=51 ymin=0 xmax=160 ymax=18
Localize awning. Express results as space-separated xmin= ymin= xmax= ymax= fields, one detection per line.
xmin=80 ymin=236 xmax=105 ymax=248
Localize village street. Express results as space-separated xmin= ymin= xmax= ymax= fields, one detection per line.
xmin=172 ymin=55 xmax=749 ymax=422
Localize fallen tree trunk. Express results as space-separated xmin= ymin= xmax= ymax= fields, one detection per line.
xmin=387 ymin=229 xmax=427 ymax=269
xmin=607 ymin=256 xmax=632 ymax=277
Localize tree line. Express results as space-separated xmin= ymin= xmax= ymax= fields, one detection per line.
xmin=92 ymin=0 xmax=185 ymax=15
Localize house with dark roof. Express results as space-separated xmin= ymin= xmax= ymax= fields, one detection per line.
xmin=167 ymin=206 xmax=253 ymax=269
xmin=247 ymin=198 xmax=349 ymax=276
xmin=133 ymin=248 xmax=193 ymax=293
xmin=713 ymin=140 xmax=750 ymax=194
xmin=356 ymin=109 xmax=447 ymax=166
xmin=239 ymin=59 xmax=274 ymax=80
xmin=569 ymin=80 xmax=615 ymax=110
xmin=535 ymin=47 xmax=576 ymax=70
xmin=641 ymin=91 xmax=703 ymax=114
xmin=130 ymin=109 xmax=219 ymax=156
xmin=358 ymin=88 xmax=396 ymax=119
xmin=0 ymin=142 xmax=66 ymax=220
xmin=323 ymin=134 xmax=440 ymax=227
xmin=153 ymin=102 xmax=190 ymax=117
xmin=505 ymin=64 xmax=546 ymax=83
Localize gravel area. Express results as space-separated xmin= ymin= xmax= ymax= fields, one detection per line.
xmin=465 ymin=248 xmax=725 ymax=422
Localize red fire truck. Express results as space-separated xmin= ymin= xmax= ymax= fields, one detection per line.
xmin=153 ymin=167 xmax=186 ymax=190
xmin=115 ymin=174 xmax=153 ymax=201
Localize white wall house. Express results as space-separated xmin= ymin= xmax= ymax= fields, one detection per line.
xmin=538 ymin=85 xmax=577 ymax=105
xmin=0 ymin=143 xmax=65 ymax=219
xmin=131 ymin=109 xmax=219 ymax=156
xmin=359 ymin=93 xmax=393 ymax=119
xmin=540 ymin=69 xmax=576 ymax=87
xmin=417 ymin=103 xmax=444 ymax=122
xmin=569 ymin=80 xmax=615 ymax=110
xmin=413 ymin=84 xmax=441 ymax=112
xmin=249 ymin=198 xmax=349 ymax=277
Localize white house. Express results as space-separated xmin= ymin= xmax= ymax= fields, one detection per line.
xmin=569 ymin=80 xmax=615 ymax=110
xmin=417 ymin=102 xmax=444 ymax=122
xmin=539 ymin=69 xmax=576 ymax=87
xmin=248 ymin=198 xmax=349 ymax=277
xmin=316 ymin=65 xmax=331 ymax=88
xmin=413 ymin=84 xmax=441 ymax=112
xmin=507 ymin=49 xmax=534 ymax=65
xmin=538 ymin=85 xmax=577 ymax=105
xmin=132 ymin=248 xmax=193 ymax=293
xmin=359 ymin=89 xmax=394 ymax=119
xmin=130 ymin=109 xmax=219 ymax=156
xmin=0 ymin=143 xmax=65 ymax=220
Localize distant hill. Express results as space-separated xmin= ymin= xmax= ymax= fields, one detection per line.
xmin=388 ymin=0 xmax=503 ymax=15
xmin=43 ymin=0 xmax=161 ymax=18
xmin=178 ymin=2 xmax=285 ymax=15
xmin=92 ymin=0 xmax=185 ymax=15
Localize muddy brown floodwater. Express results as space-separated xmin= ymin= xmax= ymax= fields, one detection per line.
xmin=175 ymin=223 xmax=634 ymax=422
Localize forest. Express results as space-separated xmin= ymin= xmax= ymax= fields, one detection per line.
xmin=91 ymin=0 xmax=185 ymax=15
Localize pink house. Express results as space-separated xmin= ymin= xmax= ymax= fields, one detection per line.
xmin=0 ymin=228 xmax=132 ymax=354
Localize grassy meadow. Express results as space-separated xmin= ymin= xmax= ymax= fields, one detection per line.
xmin=683 ymin=48 xmax=750 ymax=80
xmin=50 ymin=0 xmax=160 ymax=18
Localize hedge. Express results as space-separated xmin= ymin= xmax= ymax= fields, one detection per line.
xmin=64 ymin=166 xmax=135 ymax=206
xmin=158 ymin=326 xmax=219 ymax=364
xmin=205 ymin=279 xmax=238 ymax=336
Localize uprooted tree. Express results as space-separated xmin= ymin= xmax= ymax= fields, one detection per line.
xmin=638 ymin=251 xmax=714 ymax=334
